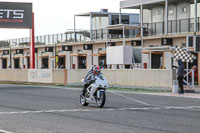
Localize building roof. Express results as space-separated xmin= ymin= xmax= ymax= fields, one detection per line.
xmin=120 ymin=0 xmax=188 ymax=9
xmin=143 ymin=46 xmax=172 ymax=52
xmin=120 ymin=0 xmax=165 ymax=9
xmin=75 ymin=12 xmax=109 ymax=17
xmin=75 ymin=12 xmax=138 ymax=17
xmin=106 ymin=24 xmax=143 ymax=30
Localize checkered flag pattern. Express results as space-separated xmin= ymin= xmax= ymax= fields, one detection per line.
xmin=174 ymin=46 xmax=194 ymax=63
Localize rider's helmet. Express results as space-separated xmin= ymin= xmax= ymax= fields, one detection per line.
xmin=93 ymin=66 xmax=101 ymax=76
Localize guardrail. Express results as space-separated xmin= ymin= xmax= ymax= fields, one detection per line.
xmin=143 ymin=17 xmax=200 ymax=36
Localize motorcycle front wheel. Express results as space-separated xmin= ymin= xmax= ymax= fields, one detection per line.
xmin=80 ymin=95 xmax=89 ymax=106
xmin=96 ymin=91 xmax=106 ymax=108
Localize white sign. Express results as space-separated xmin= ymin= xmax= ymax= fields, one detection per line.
xmin=28 ymin=69 xmax=52 ymax=83
xmin=106 ymin=46 xmax=133 ymax=65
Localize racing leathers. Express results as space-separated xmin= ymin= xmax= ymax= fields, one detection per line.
xmin=81 ymin=67 xmax=96 ymax=96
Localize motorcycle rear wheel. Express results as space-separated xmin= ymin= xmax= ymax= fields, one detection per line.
xmin=96 ymin=91 xmax=106 ymax=108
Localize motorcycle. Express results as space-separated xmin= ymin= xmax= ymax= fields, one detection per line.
xmin=80 ymin=74 xmax=108 ymax=108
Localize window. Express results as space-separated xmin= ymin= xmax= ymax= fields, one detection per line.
xmin=2 ymin=59 xmax=7 ymax=69
xmin=58 ymin=56 xmax=65 ymax=69
xmin=99 ymin=55 xmax=106 ymax=69
xmin=78 ymin=56 xmax=86 ymax=69
xmin=182 ymin=43 xmax=186 ymax=47
xmin=169 ymin=9 xmax=174 ymax=15
xmin=98 ymin=48 xmax=103 ymax=52
xmin=153 ymin=10 xmax=157 ymax=16
xmin=41 ymin=57 xmax=49 ymax=69
xmin=77 ymin=49 xmax=82 ymax=53
xmin=27 ymin=57 xmax=30 ymax=69
xmin=151 ymin=53 xmax=163 ymax=69
xmin=181 ymin=7 xmax=187 ymax=13
xmin=14 ymin=58 xmax=20 ymax=69
xmin=157 ymin=9 xmax=161 ymax=15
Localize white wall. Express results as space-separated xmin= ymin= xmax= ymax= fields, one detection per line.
xmin=143 ymin=9 xmax=152 ymax=23
xmin=164 ymin=52 xmax=172 ymax=69
xmin=142 ymin=54 xmax=150 ymax=68
xmin=145 ymin=1 xmax=191 ymax=23
xmin=190 ymin=3 xmax=200 ymax=18
xmin=177 ymin=2 xmax=190 ymax=20
xmin=152 ymin=6 xmax=164 ymax=22
xmin=92 ymin=17 xmax=109 ymax=30
xmin=67 ymin=69 xmax=173 ymax=89
xmin=0 ymin=68 xmax=173 ymax=89
xmin=107 ymin=46 xmax=133 ymax=65
xmin=168 ymin=4 xmax=177 ymax=21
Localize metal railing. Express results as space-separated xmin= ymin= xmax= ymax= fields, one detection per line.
xmin=0 ymin=31 xmax=92 ymax=48
xmin=0 ymin=18 xmax=199 ymax=48
xmin=184 ymin=69 xmax=194 ymax=88
xmin=143 ymin=17 xmax=200 ymax=36
xmin=0 ymin=29 xmax=140 ymax=47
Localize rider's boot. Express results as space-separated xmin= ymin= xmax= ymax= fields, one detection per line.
xmin=81 ymin=89 xmax=86 ymax=96
xmin=81 ymin=85 xmax=87 ymax=96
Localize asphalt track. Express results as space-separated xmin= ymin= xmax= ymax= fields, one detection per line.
xmin=0 ymin=84 xmax=200 ymax=133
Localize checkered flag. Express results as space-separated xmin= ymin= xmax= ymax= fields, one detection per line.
xmin=174 ymin=46 xmax=194 ymax=63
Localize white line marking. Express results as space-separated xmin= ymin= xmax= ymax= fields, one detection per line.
xmin=0 ymin=129 xmax=13 ymax=133
xmin=0 ymin=106 xmax=200 ymax=115
xmin=111 ymin=91 xmax=150 ymax=106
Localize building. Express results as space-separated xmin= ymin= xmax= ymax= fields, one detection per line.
xmin=120 ymin=0 xmax=200 ymax=85
xmin=0 ymin=0 xmax=199 ymax=85
xmin=0 ymin=9 xmax=139 ymax=70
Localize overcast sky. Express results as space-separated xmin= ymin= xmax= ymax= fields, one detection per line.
xmin=0 ymin=0 xmax=138 ymax=40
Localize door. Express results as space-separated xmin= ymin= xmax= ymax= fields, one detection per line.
xmin=58 ymin=56 xmax=65 ymax=69
xmin=27 ymin=57 xmax=30 ymax=69
xmin=78 ymin=56 xmax=86 ymax=69
xmin=2 ymin=58 xmax=7 ymax=69
xmin=41 ymin=57 xmax=49 ymax=69
xmin=151 ymin=53 xmax=162 ymax=69
xmin=99 ymin=55 xmax=106 ymax=69
xmin=14 ymin=58 xmax=20 ymax=69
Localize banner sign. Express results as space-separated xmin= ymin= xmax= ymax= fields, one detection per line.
xmin=106 ymin=42 xmax=116 ymax=47
xmin=161 ymin=38 xmax=173 ymax=46
xmin=45 ymin=47 xmax=53 ymax=52
xmin=28 ymin=69 xmax=53 ymax=83
xmin=16 ymin=49 xmax=23 ymax=54
xmin=62 ymin=46 xmax=72 ymax=51
xmin=131 ymin=40 xmax=141 ymax=46
xmin=83 ymin=44 xmax=93 ymax=50
xmin=3 ymin=50 xmax=9 ymax=55
xmin=0 ymin=2 xmax=32 ymax=28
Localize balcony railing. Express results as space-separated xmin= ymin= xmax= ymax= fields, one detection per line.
xmin=143 ymin=17 xmax=200 ymax=36
xmin=0 ymin=18 xmax=199 ymax=48
xmin=0 ymin=29 xmax=140 ymax=47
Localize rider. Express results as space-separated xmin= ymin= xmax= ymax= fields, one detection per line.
xmin=81 ymin=65 xmax=101 ymax=96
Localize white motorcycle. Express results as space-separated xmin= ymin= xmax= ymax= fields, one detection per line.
xmin=80 ymin=74 xmax=108 ymax=108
